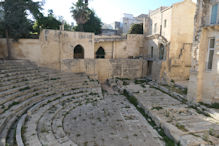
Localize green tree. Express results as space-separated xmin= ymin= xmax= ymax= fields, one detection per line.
xmin=74 ymin=9 xmax=102 ymax=34
xmin=71 ymin=0 xmax=90 ymax=31
xmin=0 ymin=0 xmax=42 ymax=59
xmin=33 ymin=9 xmax=62 ymax=33
xmin=64 ymin=22 xmax=73 ymax=31
xmin=129 ymin=23 xmax=143 ymax=34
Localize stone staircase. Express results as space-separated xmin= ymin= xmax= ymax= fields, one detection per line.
xmin=0 ymin=60 xmax=103 ymax=146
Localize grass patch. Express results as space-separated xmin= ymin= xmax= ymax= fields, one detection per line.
xmin=19 ymin=86 xmax=30 ymax=91
xmin=134 ymin=79 xmax=146 ymax=85
xmin=116 ymin=77 xmax=130 ymax=81
xmin=151 ymin=86 xmax=188 ymax=104
xmin=50 ymin=77 xmax=61 ymax=80
xmin=76 ymin=134 xmax=81 ymax=137
xmin=123 ymin=81 xmax=129 ymax=86
xmin=89 ymin=92 xmax=98 ymax=96
xmin=8 ymin=101 xmax=20 ymax=109
xmin=102 ymin=88 xmax=107 ymax=96
xmin=176 ymin=123 xmax=188 ymax=132
xmin=161 ymin=84 xmax=187 ymax=95
xmin=188 ymin=105 xmax=211 ymax=117
xmin=199 ymin=102 xmax=219 ymax=109
xmin=151 ymin=106 xmax=163 ymax=111
xmin=122 ymin=89 xmax=175 ymax=146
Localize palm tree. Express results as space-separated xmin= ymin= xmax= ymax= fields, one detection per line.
xmin=71 ymin=0 xmax=91 ymax=32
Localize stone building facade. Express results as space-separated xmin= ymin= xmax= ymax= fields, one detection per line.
xmin=188 ymin=0 xmax=219 ymax=103
xmin=0 ymin=30 xmax=148 ymax=82
xmin=143 ymin=0 xmax=196 ymax=82
xmin=0 ymin=0 xmax=197 ymax=84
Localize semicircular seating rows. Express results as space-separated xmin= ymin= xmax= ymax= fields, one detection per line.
xmin=0 ymin=60 xmax=103 ymax=146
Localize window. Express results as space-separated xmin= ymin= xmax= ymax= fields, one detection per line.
xmin=207 ymin=38 xmax=215 ymax=70
xmin=151 ymin=47 xmax=153 ymax=58
xmin=159 ymin=44 xmax=165 ymax=60
xmin=96 ymin=47 xmax=105 ymax=58
xmin=164 ymin=20 xmax=167 ymax=28
xmin=154 ymin=23 xmax=157 ymax=33
xmin=211 ymin=4 xmax=218 ymax=24
xmin=74 ymin=45 xmax=84 ymax=59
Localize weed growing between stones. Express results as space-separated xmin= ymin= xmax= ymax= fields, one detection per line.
xmin=150 ymin=86 xmax=187 ymax=104
xmin=188 ymin=105 xmax=210 ymax=117
xmin=134 ymin=79 xmax=147 ymax=85
xmin=176 ymin=123 xmax=188 ymax=132
xmin=151 ymin=106 xmax=163 ymax=111
xmin=116 ymin=77 xmax=130 ymax=81
xmin=150 ymin=84 xmax=212 ymax=118
xmin=50 ymin=77 xmax=61 ymax=80
xmin=89 ymin=92 xmax=98 ymax=96
xmin=6 ymin=101 xmax=20 ymax=111
xmin=101 ymin=88 xmax=107 ymax=96
xmin=122 ymin=89 xmax=175 ymax=146
xmin=123 ymin=81 xmax=129 ymax=86
xmin=19 ymin=86 xmax=30 ymax=91
xmin=161 ymin=84 xmax=187 ymax=95
xmin=199 ymin=102 xmax=219 ymax=109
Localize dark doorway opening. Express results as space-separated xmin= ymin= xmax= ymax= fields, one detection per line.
xmin=147 ymin=61 xmax=153 ymax=76
xmin=96 ymin=47 xmax=105 ymax=58
xmin=74 ymin=45 xmax=84 ymax=59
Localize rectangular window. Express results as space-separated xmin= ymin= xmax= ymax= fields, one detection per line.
xmin=154 ymin=23 xmax=157 ymax=33
xmin=151 ymin=47 xmax=153 ymax=58
xmin=164 ymin=20 xmax=167 ymax=28
xmin=207 ymin=38 xmax=215 ymax=70
xmin=211 ymin=4 xmax=218 ymax=24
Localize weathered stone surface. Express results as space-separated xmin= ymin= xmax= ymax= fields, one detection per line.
xmin=110 ymin=78 xmax=219 ymax=145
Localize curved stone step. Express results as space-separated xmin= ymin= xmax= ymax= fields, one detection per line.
xmin=0 ymin=73 xmax=44 ymax=88
xmin=0 ymin=85 xmax=101 ymax=146
xmin=0 ymin=75 xmax=47 ymax=92
xmin=24 ymin=92 xmax=90 ymax=146
xmin=16 ymin=114 xmax=27 ymax=146
xmin=0 ymin=75 xmax=89 ymax=107
xmin=0 ymin=70 xmax=40 ymax=82
xmin=0 ymin=66 xmax=39 ymax=75
xmin=0 ymin=60 xmax=102 ymax=146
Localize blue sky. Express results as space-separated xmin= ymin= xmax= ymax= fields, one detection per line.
xmin=39 ymin=0 xmax=196 ymax=24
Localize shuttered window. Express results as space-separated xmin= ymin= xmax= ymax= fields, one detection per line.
xmin=211 ymin=4 xmax=218 ymax=24
xmin=154 ymin=23 xmax=157 ymax=33
xmin=207 ymin=38 xmax=215 ymax=70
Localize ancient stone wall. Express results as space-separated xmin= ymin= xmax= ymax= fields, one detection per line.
xmin=127 ymin=34 xmax=145 ymax=57
xmin=61 ymin=59 xmax=148 ymax=82
xmin=0 ymin=30 xmax=95 ymax=69
xmin=94 ymin=40 xmax=127 ymax=59
xmin=0 ymin=39 xmax=41 ymax=63
xmin=0 ymin=30 xmax=148 ymax=82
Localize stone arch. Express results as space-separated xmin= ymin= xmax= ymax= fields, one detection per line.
xmin=159 ymin=44 xmax=165 ymax=60
xmin=74 ymin=45 xmax=84 ymax=59
xmin=96 ymin=47 xmax=105 ymax=58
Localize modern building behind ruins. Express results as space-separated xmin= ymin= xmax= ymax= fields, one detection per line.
xmin=143 ymin=0 xmax=196 ymax=82
xmin=122 ymin=13 xmax=147 ymax=34
xmin=188 ymin=0 xmax=219 ymax=103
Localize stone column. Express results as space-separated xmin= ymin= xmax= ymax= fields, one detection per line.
xmin=196 ymin=28 xmax=208 ymax=102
